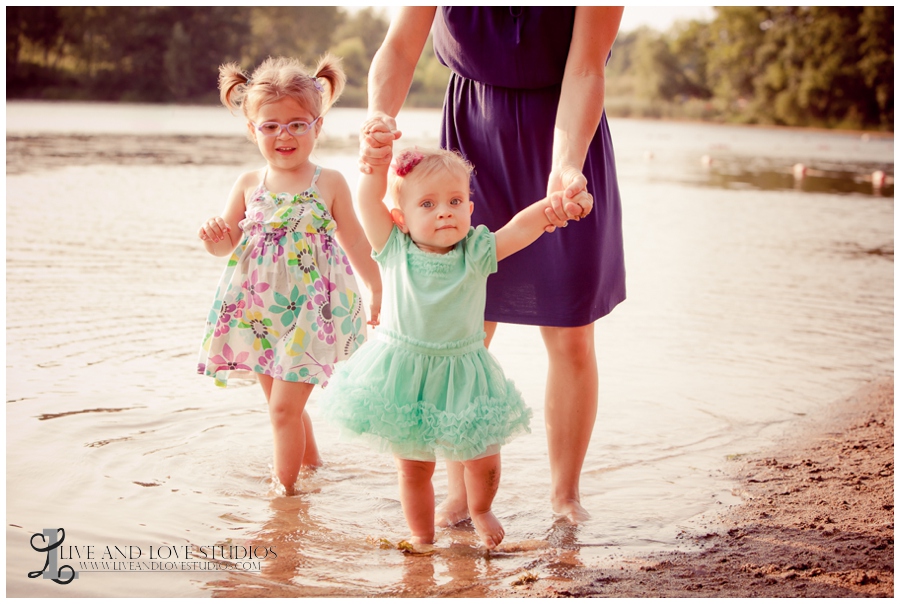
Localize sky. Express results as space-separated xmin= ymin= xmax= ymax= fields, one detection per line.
xmin=618 ymin=5 xmax=715 ymax=32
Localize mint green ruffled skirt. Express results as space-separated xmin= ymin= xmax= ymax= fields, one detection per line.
xmin=320 ymin=328 xmax=532 ymax=462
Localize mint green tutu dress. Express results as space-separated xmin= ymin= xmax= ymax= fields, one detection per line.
xmin=321 ymin=225 xmax=532 ymax=462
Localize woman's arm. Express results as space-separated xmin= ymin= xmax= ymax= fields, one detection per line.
xmin=360 ymin=6 xmax=437 ymax=172
xmin=546 ymin=6 xmax=624 ymax=216
xmin=198 ymin=171 xmax=255 ymax=256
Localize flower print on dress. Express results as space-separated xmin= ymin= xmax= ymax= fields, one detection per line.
xmin=255 ymin=349 xmax=284 ymax=379
xmin=239 ymin=309 xmax=280 ymax=351
xmin=242 ymin=270 xmax=270 ymax=309
xmin=306 ymin=276 xmax=338 ymax=345
xmin=269 ymin=284 xmax=305 ymax=328
xmin=332 ymin=288 xmax=365 ymax=354
xmin=215 ymin=297 xmax=246 ymax=337
xmin=288 ymin=245 xmax=320 ymax=285
xmin=198 ymin=169 xmax=365 ymax=388
xmin=208 ymin=343 xmax=253 ymax=373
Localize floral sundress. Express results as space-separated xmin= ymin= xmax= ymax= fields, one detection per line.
xmin=198 ymin=166 xmax=365 ymax=387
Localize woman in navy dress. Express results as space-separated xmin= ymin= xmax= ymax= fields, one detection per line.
xmin=360 ymin=6 xmax=625 ymax=523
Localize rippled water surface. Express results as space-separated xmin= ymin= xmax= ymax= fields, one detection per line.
xmin=6 ymin=102 xmax=893 ymax=597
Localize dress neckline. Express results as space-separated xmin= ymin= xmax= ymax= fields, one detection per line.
xmin=260 ymin=165 xmax=321 ymax=197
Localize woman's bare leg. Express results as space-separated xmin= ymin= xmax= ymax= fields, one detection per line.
xmin=436 ymin=322 xmax=501 ymax=527
xmin=258 ymin=374 xmax=316 ymax=494
xmin=540 ymin=323 xmax=597 ymax=522
xmin=462 ymin=453 xmax=504 ymax=549
xmin=395 ymin=457 xmax=437 ymax=545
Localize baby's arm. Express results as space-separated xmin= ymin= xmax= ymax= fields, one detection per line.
xmin=326 ymin=170 xmax=383 ymax=325
xmin=198 ymin=171 xmax=255 ymax=257
xmin=494 ymin=189 xmax=593 ymax=262
xmin=356 ymin=118 xmax=397 ymax=253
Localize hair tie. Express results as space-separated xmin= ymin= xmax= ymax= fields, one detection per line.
xmin=311 ymin=76 xmax=324 ymax=93
xmin=392 ymin=149 xmax=424 ymax=177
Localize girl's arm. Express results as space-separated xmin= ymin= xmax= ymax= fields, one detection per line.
xmin=356 ymin=165 xmax=395 ymax=254
xmin=198 ymin=171 xmax=255 ymax=256
xmin=355 ymin=118 xmax=396 ymax=254
xmin=323 ymin=169 xmax=383 ymax=325
xmin=495 ymin=190 xmax=593 ymax=262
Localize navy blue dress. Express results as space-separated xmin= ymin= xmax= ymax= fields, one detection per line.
xmin=434 ymin=6 xmax=626 ymax=327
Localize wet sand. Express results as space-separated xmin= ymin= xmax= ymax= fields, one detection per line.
xmin=502 ymin=377 xmax=894 ymax=598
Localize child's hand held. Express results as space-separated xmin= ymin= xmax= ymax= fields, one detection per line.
xmin=359 ymin=115 xmax=401 ymax=174
xmin=567 ymin=189 xmax=594 ymax=219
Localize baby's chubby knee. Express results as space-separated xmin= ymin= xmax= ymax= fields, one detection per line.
xmin=395 ymin=458 xmax=435 ymax=484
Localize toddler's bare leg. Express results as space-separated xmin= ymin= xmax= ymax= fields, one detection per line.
xmin=395 ymin=457 xmax=437 ymax=545
xmin=300 ymin=409 xmax=322 ymax=467
xmin=436 ymin=461 xmax=469 ymax=526
xmin=462 ymin=453 xmax=504 ymax=550
xmin=259 ymin=375 xmax=315 ymax=494
xmin=438 ymin=322 xmax=500 ymax=526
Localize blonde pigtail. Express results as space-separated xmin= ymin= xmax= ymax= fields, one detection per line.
xmin=218 ymin=62 xmax=251 ymax=113
xmin=314 ymin=53 xmax=347 ymax=114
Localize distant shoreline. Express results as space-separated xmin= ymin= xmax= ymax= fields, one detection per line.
xmin=6 ymin=98 xmax=895 ymax=138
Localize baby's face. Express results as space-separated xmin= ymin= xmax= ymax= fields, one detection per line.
xmin=395 ymin=169 xmax=473 ymax=255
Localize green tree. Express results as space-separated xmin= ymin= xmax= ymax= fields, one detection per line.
xmin=246 ymin=7 xmax=341 ymax=68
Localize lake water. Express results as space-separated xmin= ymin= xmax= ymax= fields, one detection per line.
xmin=6 ymin=101 xmax=893 ymax=597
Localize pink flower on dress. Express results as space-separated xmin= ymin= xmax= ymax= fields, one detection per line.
xmin=208 ymin=343 xmax=252 ymax=372
xmin=306 ymin=277 xmax=337 ymax=344
xmin=242 ymin=270 xmax=270 ymax=308
xmin=214 ymin=299 xmax=245 ymax=337
xmin=257 ymin=349 xmax=284 ymax=379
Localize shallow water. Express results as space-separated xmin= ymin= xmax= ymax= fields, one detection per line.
xmin=6 ymin=102 xmax=893 ymax=596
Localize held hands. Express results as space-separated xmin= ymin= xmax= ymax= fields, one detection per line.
xmin=359 ymin=113 xmax=401 ymax=174
xmin=543 ymin=164 xmax=593 ymax=231
xmin=542 ymin=188 xmax=594 ymax=233
xmin=198 ymin=216 xmax=231 ymax=243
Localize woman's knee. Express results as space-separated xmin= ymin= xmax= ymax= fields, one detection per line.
xmin=540 ymin=324 xmax=595 ymax=362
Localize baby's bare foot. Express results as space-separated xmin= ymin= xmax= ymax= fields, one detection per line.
xmin=552 ymin=498 xmax=591 ymax=523
xmin=471 ymin=511 xmax=504 ymax=550
xmin=435 ymin=498 xmax=470 ymax=527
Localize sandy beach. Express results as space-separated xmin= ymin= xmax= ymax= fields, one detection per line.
xmin=504 ymin=377 xmax=894 ymax=598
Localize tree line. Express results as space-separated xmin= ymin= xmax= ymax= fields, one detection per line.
xmin=7 ymin=6 xmax=893 ymax=131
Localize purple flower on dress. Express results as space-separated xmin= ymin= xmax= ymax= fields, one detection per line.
xmin=242 ymin=270 xmax=270 ymax=308
xmin=306 ymin=277 xmax=337 ymax=344
xmin=257 ymin=349 xmax=284 ymax=379
xmin=208 ymin=343 xmax=252 ymax=372
xmin=215 ymin=299 xmax=245 ymax=337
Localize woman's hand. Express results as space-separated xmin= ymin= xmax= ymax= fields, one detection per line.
xmin=359 ymin=113 xmax=402 ymax=174
xmin=545 ymin=165 xmax=592 ymax=226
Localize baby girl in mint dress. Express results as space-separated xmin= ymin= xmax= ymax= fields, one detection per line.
xmin=322 ymin=124 xmax=592 ymax=550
